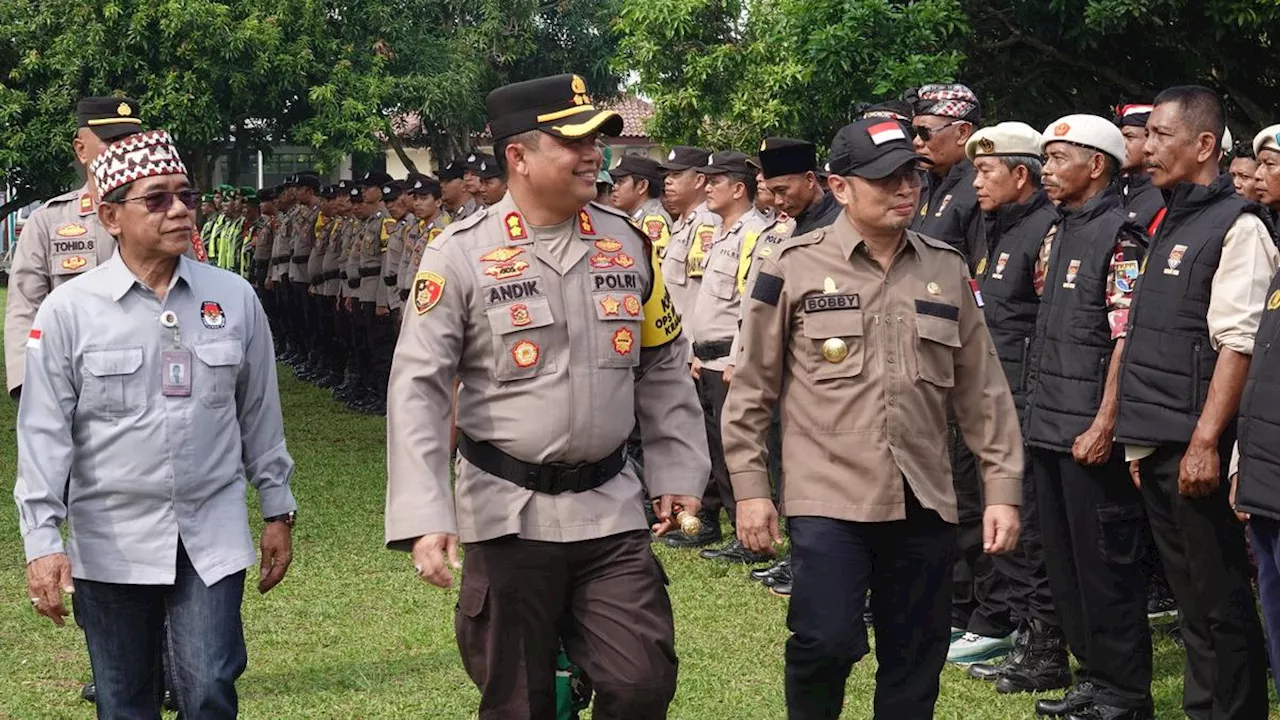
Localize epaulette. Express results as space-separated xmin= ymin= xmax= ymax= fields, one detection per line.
xmin=44 ymin=188 xmax=82 ymax=206
xmin=448 ymin=206 xmax=488 ymax=233
xmin=913 ymin=230 xmax=964 ymax=257
xmin=432 ymin=207 xmax=488 ymax=248
xmin=776 ymin=226 xmax=827 ymax=255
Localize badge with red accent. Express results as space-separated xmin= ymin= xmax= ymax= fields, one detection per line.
xmin=612 ymin=327 xmax=635 ymax=356
xmin=600 ymin=295 xmax=621 ymax=316
xmin=192 ymin=233 xmax=208 ymax=262
xmin=414 ymin=271 xmax=446 ymax=314
xmin=505 ymin=212 xmax=528 ymax=241
xmin=26 ymin=328 xmax=42 ymax=350
xmin=79 ymin=194 xmax=94 ymax=215
xmin=61 ymin=255 xmax=87 ymax=271
xmin=200 ymin=301 xmax=226 ymax=329
xmin=645 ymin=219 xmax=665 ymax=240
xmin=510 ymin=303 xmax=531 ymax=327
xmin=589 ymin=253 xmax=614 ymax=270
xmin=484 ymin=260 xmax=530 ymax=280
xmin=481 ymin=246 xmax=525 ymax=263
xmin=613 ymin=253 xmax=634 ymax=269
xmin=56 ymin=223 xmax=88 ymax=238
xmin=578 ymin=210 xmax=596 ymax=235
xmin=623 ymin=296 xmax=642 ymax=317
xmin=969 ymin=278 xmax=985 ymax=308
xmin=697 ymin=227 xmax=715 ymax=252
xmin=595 ymin=238 xmax=622 ymax=253
xmin=512 ymin=340 xmax=540 ymax=368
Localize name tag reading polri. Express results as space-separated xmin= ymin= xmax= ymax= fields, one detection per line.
xmin=162 ymin=349 xmax=192 ymax=397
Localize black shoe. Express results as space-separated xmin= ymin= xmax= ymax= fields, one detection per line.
xmin=762 ymin=560 xmax=793 ymax=588
xmin=657 ymin=513 xmax=722 ymax=548
xmin=1147 ymin=581 xmax=1177 ymax=620
xmin=702 ymin=538 xmax=772 ymax=564
xmin=995 ymin=620 xmax=1071 ymax=693
xmin=769 ymin=581 xmax=791 ymax=597
xmin=1035 ymin=680 xmax=1099 ymax=717
xmin=970 ymin=620 xmax=1030 ymax=682
xmin=81 ymin=682 xmax=96 ymax=703
xmin=751 ymin=555 xmax=789 ymax=580
xmin=162 ymin=689 xmax=178 ymax=711
xmin=1065 ymin=703 xmax=1153 ymax=720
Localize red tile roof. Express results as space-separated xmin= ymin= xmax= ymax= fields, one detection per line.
xmin=608 ymin=96 xmax=653 ymax=139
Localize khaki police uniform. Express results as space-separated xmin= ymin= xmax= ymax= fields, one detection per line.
xmin=381 ymin=213 xmax=413 ymax=316
xmin=630 ymin=199 xmax=672 ymax=259
xmin=660 ymin=202 xmax=719 ymax=325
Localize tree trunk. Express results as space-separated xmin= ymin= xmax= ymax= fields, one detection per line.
xmin=0 ymin=191 xmax=40 ymax=220
xmin=388 ymin=133 xmax=419 ymax=175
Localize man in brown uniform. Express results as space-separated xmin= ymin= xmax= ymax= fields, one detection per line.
xmin=385 ymin=73 xmax=709 ymax=720
xmin=722 ymin=118 xmax=1023 ymax=718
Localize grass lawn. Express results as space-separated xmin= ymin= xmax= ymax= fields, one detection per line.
xmin=0 ymin=286 xmax=1270 ymax=718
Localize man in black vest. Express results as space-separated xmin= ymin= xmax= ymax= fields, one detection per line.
xmin=1113 ymin=105 xmax=1165 ymax=233
xmin=1024 ymin=114 xmax=1152 ymax=720
xmin=1115 ymin=85 xmax=1276 ymax=720
xmin=959 ymin=122 xmax=1069 ymax=694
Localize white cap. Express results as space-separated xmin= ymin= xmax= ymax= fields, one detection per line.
xmin=966 ymin=122 xmax=1042 ymax=160
xmin=1254 ymin=125 xmax=1280 ymax=156
xmin=1223 ymin=126 xmax=1234 ymax=153
xmin=1040 ymin=114 xmax=1126 ymax=165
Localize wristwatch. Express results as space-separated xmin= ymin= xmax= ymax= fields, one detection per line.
xmin=264 ymin=511 xmax=297 ymax=528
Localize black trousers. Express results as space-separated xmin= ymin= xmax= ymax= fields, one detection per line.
xmin=348 ymin=298 xmax=371 ymax=386
xmin=981 ymin=450 xmax=1057 ymax=630
xmin=290 ymin=282 xmax=311 ymax=355
xmin=1138 ymin=443 xmax=1267 ymax=719
xmin=696 ymin=369 xmax=734 ymax=525
xmin=272 ymin=279 xmax=292 ymax=348
xmin=359 ymin=302 xmax=395 ymax=397
xmin=949 ymin=426 xmax=1012 ymax=635
xmin=785 ymin=491 xmax=956 ymax=720
xmin=1033 ymin=448 xmax=1151 ymax=708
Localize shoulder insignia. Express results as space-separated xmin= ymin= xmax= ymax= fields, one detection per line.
xmin=914 ymin=230 xmax=964 ymax=256
xmin=505 ymin=211 xmax=528 ymax=241
xmin=78 ymin=193 xmax=95 ymax=215
xmin=413 ymin=271 xmax=446 ymax=314
xmin=578 ymin=210 xmax=596 ymax=235
xmin=776 ymin=227 xmax=826 ymax=255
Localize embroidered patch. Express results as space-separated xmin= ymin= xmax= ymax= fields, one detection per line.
xmin=803 ymin=294 xmax=860 ymax=313
xmin=1062 ymin=258 xmax=1081 ymax=289
xmin=578 ymin=210 xmax=596 ymax=235
xmin=600 ymin=295 xmax=621 ymax=316
xmin=56 ymin=223 xmax=88 ymax=238
xmin=595 ymin=238 xmax=622 ymax=253
xmin=752 ymin=272 xmax=783 ymax=306
xmin=992 ymin=252 xmax=1010 ymax=279
xmin=414 ymin=271 xmax=446 ymax=314
xmin=1269 ymin=289 xmax=1280 ymax=312
xmin=26 ymin=328 xmax=41 ymax=350
xmin=589 ymin=253 xmax=614 ymax=270
xmin=613 ymin=253 xmax=635 ymax=269
xmin=505 ymin=212 xmax=528 ymax=241
xmin=512 ymin=340 xmax=540 ymax=368
xmin=480 ymin=246 xmax=524 ymax=263
xmin=976 ymin=256 xmax=988 ymax=275
xmin=645 ymin=219 xmax=665 ymax=240
xmin=510 ymin=303 xmax=531 ymax=327
xmin=1114 ymin=260 xmax=1140 ymax=293
xmin=623 ymin=296 xmax=642 ymax=317
xmin=612 ymin=327 xmax=635 ymax=355
xmin=1164 ymin=244 xmax=1187 ymax=276
xmin=200 ymin=301 xmax=226 ymax=329
xmin=60 ymin=255 xmax=87 ymax=271
xmin=484 ymin=260 xmax=530 ymax=281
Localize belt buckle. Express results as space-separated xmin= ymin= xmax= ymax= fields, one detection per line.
xmin=546 ymin=461 xmax=590 ymax=493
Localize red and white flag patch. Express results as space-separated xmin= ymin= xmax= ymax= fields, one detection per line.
xmin=867 ymin=121 xmax=907 ymax=146
xmin=27 ymin=329 xmax=42 ymax=350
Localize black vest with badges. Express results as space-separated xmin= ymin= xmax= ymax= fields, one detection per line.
xmin=975 ymin=191 xmax=1056 ymax=412
xmin=1115 ymin=174 xmax=1258 ymax=446
xmin=1024 ymin=189 xmax=1138 ymax=452
xmin=911 ymin=161 xmax=979 ymax=260
xmin=1116 ymin=172 xmax=1164 ymax=232
xmin=1236 ymin=272 xmax=1280 ymax=520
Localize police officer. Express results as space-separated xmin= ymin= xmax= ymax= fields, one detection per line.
xmin=335 ymin=182 xmax=366 ymax=403
xmin=1021 ymin=115 xmax=1152 ymax=720
xmin=438 ymin=160 xmax=479 ymax=222
xmin=344 ymin=171 xmax=393 ymax=414
xmin=461 ymin=152 xmax=485 ymax=204
xmin=687 ymin=151 xmax=770 ymax=564
xmin=5 ymin=97 xmax=143 ymax=398
xmin=317 ymin=182 xmax=352 ymax=388
xmin=908 ymin=83 xmax=982 ymax=257
xmin=385 ymin=72 xmax=709 ymax=720
xmin=266 ymin=176 xmax=298 ymax=360
xmin=722 ymin=117 xmax=1022 ymax=719
xmin=288 ymin=174 xmax=322 ymax=376
xmin=476 ymin=155 xmax=509 ymax=206
xmin=959 ymin=122 xmax=1070 ymax=692
xmin=1115 ymin=86 xmax=1274 ymax=719
xmin=659 ymin=145 xmax=719 ymax=323
xmin=15 ymin=128 xmax=297 ymax=720
xmin=397 ymin=175 xmax=449 ymax=310
xmin=609 ymin=155 xmax=672 ymax=255
xmin=1113 ymin=104 xmax=1165 ymax=232
xmin=380 ymin=179 xmax=414 ymax=327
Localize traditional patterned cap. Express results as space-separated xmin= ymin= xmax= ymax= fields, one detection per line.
xmin=1115 ymin=103 xmax=1154 ymax=128
xmin=90 ymin=129 xmax=189 ymax=198
xmin=910 ymin=84 xmax=981 ymax=123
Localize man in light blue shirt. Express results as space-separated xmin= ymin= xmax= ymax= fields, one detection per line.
xmin=14 ymin=129 xmax=297 ymax=720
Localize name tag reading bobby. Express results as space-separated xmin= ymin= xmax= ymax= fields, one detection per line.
xmin=803 ymin=294 xmax=860 ymax=313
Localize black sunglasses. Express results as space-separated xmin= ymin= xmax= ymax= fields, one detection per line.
xmin=120 ymin=189 xmax=201 ymax=214
xmin=911 ymin=120 xmax=965 ymax=142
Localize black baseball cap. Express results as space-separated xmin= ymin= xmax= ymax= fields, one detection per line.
xmin=611 ymin=155 xmax=664 ymax=183
xmin=486 ymin=73 xmax=623 ymax=141
xmin=702 ymin=150 xmax=753 ymax=175
xmin=408 ymin=174 xmax=442 ymax=196
xmin=476 ymin=155 xmax=503 ymax=180
xmin=754 ymin=138 xmax=817 ymax=179
xmin=258 ymin=187 xmax=278 ymax=203
xmin=336 ymin=179 xmax=353 ymax=195
xmin=77 ymin=96 xmax=143 ymax=141
xmin=295 ymin=172 xmax=322 ymax=192
xmin=828 ymin=119 xmax=930 ymax=179
xmin=359 ymin=170 xmax=393 ymax=187
xmin=659 ymin=146 xmax=712 ymax=172
xmin=348 ymin=184 xmax=363 ymax=200
xmin=438 ymin=160 xmax=465 ymax=181
xmin=381 ymin=181 xmax=405 ymax=202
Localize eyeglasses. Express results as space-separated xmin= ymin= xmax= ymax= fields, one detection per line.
xmin=119 ymin=189 xmax=201 ymax=214
xmin=866 ymin=165 xmax=924 ymax=190
xmin=911 ymin=120 xmax=965 ymax=142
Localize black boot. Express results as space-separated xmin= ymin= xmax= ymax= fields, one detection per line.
xmin=657 ymin=510 xmax=721 ymax=548
xmin=1066 ymin=703 xmax=1153 ymax=720
xmin=969 ymin=620 xmax=1031 ymax=682
xmin=996 ymin=619 xmax=1072 ymax=693
xmin=750 ymin=555 xmax=790 ymax=582
xmin=1036 ymin=680 xmax=1099 ymax=717
xmin=701 ymin=538 xmax=772 ymax=564
xmin=81 ymin=681 xmax=96 ymax=703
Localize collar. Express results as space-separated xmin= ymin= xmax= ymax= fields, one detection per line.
xmin=1060 ymin=186 xmax=1123 ymax=223
xmin=989 ymin=190 xmax=1050 ymax=232
xmin=833 ymin=212 xmax=922 ymax=261
xmin=102 ymin=250 xmax=193 ymax=303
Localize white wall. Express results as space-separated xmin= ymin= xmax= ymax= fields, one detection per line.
xmin=385 ymin=147 xmax=434 ymax=179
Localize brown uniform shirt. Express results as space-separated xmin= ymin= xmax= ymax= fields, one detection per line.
xmin=4 ymin=185 xmax=114 ymax=394
xmin=381 ymin=213 xmax=413 ymax=312
xmin=722 ymin=213 xmax=1023 ymax=524
xmin=269 ymin=207 xmax=294 ymax=282
xmin=385 ymin=193 xmax=708 ymax=547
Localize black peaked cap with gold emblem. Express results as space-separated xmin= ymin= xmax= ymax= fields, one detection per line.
xmin=77 ymin=96 xmax=143 ymax=141
xmin=486 ymin=73 xmax=623 ymax=141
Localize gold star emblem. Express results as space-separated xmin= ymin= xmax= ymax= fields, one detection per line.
xmin=600 ymin=295 xmax=621 ymax=316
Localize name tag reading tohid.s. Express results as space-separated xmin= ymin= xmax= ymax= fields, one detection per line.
xmin=160 ymin=310 xmax=192 ymax=397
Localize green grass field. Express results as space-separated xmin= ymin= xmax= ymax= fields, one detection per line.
xmin=0 ymin=286 xmax=1268 ymax=719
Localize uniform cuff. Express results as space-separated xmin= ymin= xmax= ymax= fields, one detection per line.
xmin=23 ymin=526 xmax=65 ymax=564
xmin=730 ymin=471 xmax=772 ymax=502
xmin=982 ymin=476 xmax=1022 ymax=507
xmin=258 ymin=485 xmax=298 ymax=519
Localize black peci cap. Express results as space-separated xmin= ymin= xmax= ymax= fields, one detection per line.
xmin=77 ymin=96 xmax=143 ymax=141
xmin=486 ymin=73 xmax=623 ymax=142
xmin=828 ymin=119 xmax=930 ymax=179
xmin=659 ymin=146 xmax=712 ymax=172
xmin=755 ymin=138 xmax=816 ymax=179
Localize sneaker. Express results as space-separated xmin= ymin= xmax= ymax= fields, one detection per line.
xmin=951 ymin=626 xmax=966 ymax=643
xmin=1146 ymin=585 xmax=1177 ymax=620
xmin=947 ymin=631 xmax=1015 ymax=665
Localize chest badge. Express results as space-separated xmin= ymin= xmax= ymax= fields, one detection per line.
xmin=200 ymin=301 xmax=226 ymax=329
xmin=510 ymin=304 xmax=532 ymax=327
xmin=1268 ymin=290 xmax=1280 ymax=311
xmin=600 ymin=295 xmax=621 ymax=316
xmin=512 ymin=340 xmax=540 ymax=368
xmin=992 ymin=252 xmax=1010 ymax=280
xmin=934 ymin=194 xmax=953 ymax=217
xmin=823 ymin=277 xmax=837 ymax=294
xmin=613 ymin=253 xmax=635 ymax=269
xmin=1164 ymin=244 xmax=1187 ymax=276
xmin=612 ymin=327 xmax=636 ymax=356
xmin=1062 ymin=259 xmax=1082 ymax=289
xmin=57 ymin=223 xmax=88 ymax=238
xmin=821 ymin=338 xmax=848 ymax=363
xmin=480 ymin=246 xmax=524 ymax=263
xmin=926 ymin=282 xmax=941 ymax=295
xmin=589 ymin=253 xmax=615 ymax=270
xmin=60 ymin=255 xmax=87 ymax=272
xmin=484 ymin=260 xmax=530 ymax=281
xmin=595 ymin=238 xmax=622 ymax=253
xmin=623 ymin=296 xmax=642 ymax=317
xmin=976 ymin=256 xmax=988 ymax=275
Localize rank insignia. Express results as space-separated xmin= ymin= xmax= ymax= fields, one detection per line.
xmin=510 ymin=303 xmax=532 ymax=327
xmin=612 ymin=327 xmax=635 ymax=356
xmin=60 ymin=255 xmax=87 ymax=271
xmin=595 ymin=238 xmax=623 ymax=253
xmin=200 ymin=301 xmax=226 ymax=329
xmin=480 ymin=246 xmax=525 ymax=263
xmin=57 ymin=223 xmax=88 ymax=238
xmin=613 ymin=253 xmax=635 ymax=269
xmin=484 ymin=260 xmax=530 ymax=280
xmin=512 ymin=340 xmax=540 ymax=368
xmin=1269 ymin=289 xmax=1280 ymax=311
xmin=589 ymin=253 xmax=614 ymax=270
xmin=623 ymin=296 xmax=642 ymax=317
xmin=645 ymin=219 xmax=665 ymax=240
xmin=505 ymin=212 xmax=528 ymax=241
xmin=1164 ymin=244 xmax=1187 ymax=276
xmin=600 ymin=295 xmax=621 ymax=316
xmin=79 ymin=194 xmax=94 ymax=215
xmin=414 ymin=271 xmax=446 ymax=314
xmin=578 ymin=210 xmax=596 ymax=235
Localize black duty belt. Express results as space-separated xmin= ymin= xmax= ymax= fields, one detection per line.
xmin=693 ymin=339 xmax=733 ymax=361
xmin=383 ymin=275 xmax=398 ymax=287
xmin=457 ymin=432 xmax=627 ymax=495
xmin=291 ymin=255 xmax=310 ymax=264
xmin=347 ymin=278 xmax=360 ymax=289
xmin=324 ymin=270 xmax=341 ymax=281
xmin=358 ymin=267 xmax=380 ymax=278
xmin=271 ymin=254 xmax=291 ymax=263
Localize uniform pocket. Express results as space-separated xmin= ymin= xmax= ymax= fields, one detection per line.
xmin=81 ymin=347 xmax=146 ymax=418
xmin=486 ymin=297 xmax=557 ymax=381
xmin=801 ymin=309 xmax=865 ymax=381
xmin=914 ymin=311 xmax=961 ymax=388
xmin=707 ymin=266 xmax=736 ymax=300
xmin=1095 ymin=502 xmax=1146 ymax=565
xmin=592 ymin=292 xmax=643 ymax=369
xmin=454 ymin=579 xmax=490 ymax=685
xmin=192 ymin=340 xmax=244 ymax=409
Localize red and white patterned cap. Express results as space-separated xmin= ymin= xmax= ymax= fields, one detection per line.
xmin=90 ymin=129 xmax=189 ymax=198
xmin=914 ymin=83 xmax=980 ymax=121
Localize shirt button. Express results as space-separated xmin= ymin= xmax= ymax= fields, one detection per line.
xmin=887 ymin=396 xmax=896 ymax=406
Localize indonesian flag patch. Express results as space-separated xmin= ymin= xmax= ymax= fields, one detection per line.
xmin=27 ymin=329 xmax=42 ymax=350
xmin=867 ymin=121 xmax=907 ymax=146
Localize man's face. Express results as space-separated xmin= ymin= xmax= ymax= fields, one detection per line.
xmin=388 ymin=195 xmax=409 ymax=220
xmin=610 ymin=175 xmax=647 ymax=213
xmin=973 ymin=157 xmax=1024 ymax=212
xmin=261 ymin=200 xmax=276 ymax=215
xmin=755 ymin=172 xmax=775 ymax=213
xmin=1042 ymin=142 xmax=1101 ymax=207
xmin=463 ymin=171 xmax=481 ymax=195
xmin=1255 ymin=150 xmax=1280 ymax=208
xmin=480 ymin=177 xmax=508 ymax=206
xmin=413 ymin=192 xmax=440 ymax=220
xmin=200 ymin=201 xmax=216 ymax=216
xmin=441 ymin=178 xmax=464 ymax=206
xmin=509 ymin=132 xmax=602 ymax=212
xmin=831 ymin=162 xmax=922 ymax=234
xmin=765 ymin=173 xmax=817 ymax=217
xmin=362 ymin=186 xmax=381 ymax=204
xmin=1120 ymin=125 xmax=1148 ymax=172
xmin=1144 ymin=102 xmax=1215 ymax=189
xmin=704 ymin=174 xmax=741 ymax=215
xmin=911 ymin=116 xmax=971 ymax=173
xmin=244 ymin=205 xmax=260 ymax=223
xmin=100 ymin=175 xmax=196 ymax=257
xmin=663 ymin=168 xmax=705 ymax=213
xmin=1229 ymin=157 xmax=1261 ymax=201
